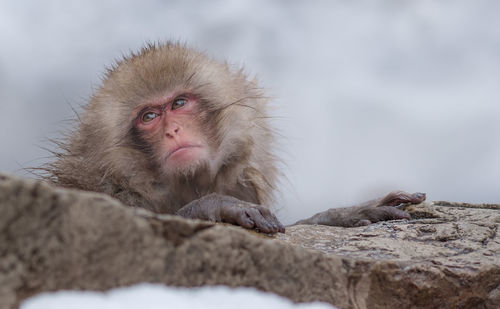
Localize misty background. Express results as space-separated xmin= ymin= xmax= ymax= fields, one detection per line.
xmin=1 ymin=0 xmax=499 ymax=224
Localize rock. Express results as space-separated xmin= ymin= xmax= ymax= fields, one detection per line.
xmin=0 ymin=173 xmax=499 ymax=309
xmin=280 ymin=202 xmax=500 ymax=308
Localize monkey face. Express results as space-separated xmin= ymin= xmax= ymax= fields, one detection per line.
xmin=134 ymin=92 xmax=210 ymax=175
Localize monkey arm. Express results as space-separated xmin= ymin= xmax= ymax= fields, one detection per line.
xmin=294 ymin=191 xmax=426 ymax=227
xmin=176 ymin=193 xmax=285 ymax=234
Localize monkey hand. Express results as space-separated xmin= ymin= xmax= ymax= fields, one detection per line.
xmin=176 ymin=193 xmax=285 ymax=234
xmin=294 ymin=191 xmax=426 ymax=227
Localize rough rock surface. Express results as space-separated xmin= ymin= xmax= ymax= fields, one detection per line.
xmin=0 ymin=173 xmax=499 ymax=309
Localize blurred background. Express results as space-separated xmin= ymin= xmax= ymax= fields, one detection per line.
xmin=1 ymin=0 xmax=499 ymax=224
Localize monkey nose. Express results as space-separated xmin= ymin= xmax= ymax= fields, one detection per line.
xmin=165 ymin=126 xmax=180 ymax=138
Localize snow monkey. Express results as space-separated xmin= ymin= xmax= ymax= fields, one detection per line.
xmin=45 ymin=42 xmax=425 ymax=234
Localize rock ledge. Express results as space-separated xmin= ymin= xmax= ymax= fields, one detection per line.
xmin=0 ymin=174 xmax=499 ymax=309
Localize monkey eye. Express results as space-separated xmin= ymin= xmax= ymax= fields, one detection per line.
xmin=171 ymin=98 xmax=187 ymax=110
xmin=141 ymin=111 xmax=159 ymax=123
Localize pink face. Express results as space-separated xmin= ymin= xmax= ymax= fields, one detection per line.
xmin=135 ymin=93 xmax=209 ymax=173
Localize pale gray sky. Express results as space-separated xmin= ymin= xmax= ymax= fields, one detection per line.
xmin=1 ymin=0 xmax=499 ymax=223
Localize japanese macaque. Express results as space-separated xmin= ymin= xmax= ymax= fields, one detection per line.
xmin=44 ymin=42 xmax=425 ymax=234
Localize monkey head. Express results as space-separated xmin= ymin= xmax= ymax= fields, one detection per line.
xmin=52 ymin=42 xmax=278 ymax=208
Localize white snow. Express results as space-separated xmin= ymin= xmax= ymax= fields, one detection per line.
xmin=21 ymin=284 xmax=336 ymax=309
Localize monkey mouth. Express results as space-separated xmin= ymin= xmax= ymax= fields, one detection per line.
xmin=165 ymin=145 xmax=203 ymax=161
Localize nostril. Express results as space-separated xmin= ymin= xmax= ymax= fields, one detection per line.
xmin=165 ymin=123 xmax=180 ymax=137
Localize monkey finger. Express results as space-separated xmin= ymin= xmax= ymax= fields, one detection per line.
xmin=381 ymin=191 xmax=426 ymax=206
xmin=219 ymin=204 xmax=255 ymax=229
xmin=376 ymin=206 xmax=411 ymax=221
xmin=256 ymin=206 xmax=285 ymax=233
xmin=359 ymin=206 xmax=411 ymax=223
xmin=245 ymin=207 xmax=276 ymax=234
xmin=354 ymin=219 xmax=372 ymax=227
xmin=233 ymin=212 xmax=256 ymax=230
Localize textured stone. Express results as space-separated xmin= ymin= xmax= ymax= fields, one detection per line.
xmin=0 ymin=173 xmax=499 ymax=309
xmin=279 ymin=202 xmax=500 ymax=308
